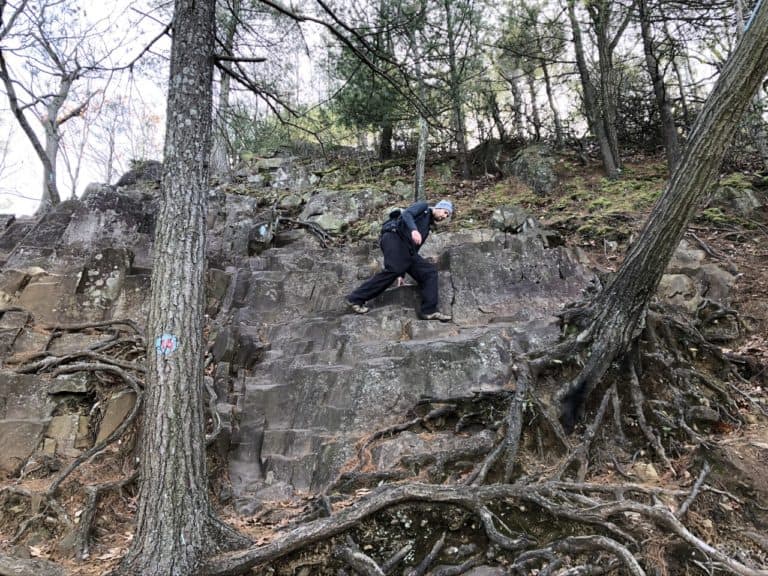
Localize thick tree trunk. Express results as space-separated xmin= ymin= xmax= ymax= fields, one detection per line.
xmin=561 ymin=0 xmax=768 ymax=429
xmin=113 ymin=0 xmax=247 ymax=573
xmin=567 ymin=0 xmax=619 ymax=178
xmin=639 ymin=0 xmax=680 ymax=172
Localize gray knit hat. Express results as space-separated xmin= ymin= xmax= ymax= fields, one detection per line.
xmin=434 ymin=199 xmax=453 ymax=214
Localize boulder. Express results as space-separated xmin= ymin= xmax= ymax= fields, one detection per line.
xmin=714 ymin=183 xmax=764 ymax=215
xmin=115 ymin=160 xmax=162 ymax=187
xmin=300 ymin=188 xmax=388 ymax=233
xmin=490 ymin=205 xmax=539 ymax=234
xmin=502 ymin=144 xmax=558 ymax=196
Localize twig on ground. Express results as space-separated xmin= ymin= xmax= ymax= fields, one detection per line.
xmin=677 ymin=461 xmax=710 ymax=519
xmin=406 ymin=532 xmax=446 ymax=576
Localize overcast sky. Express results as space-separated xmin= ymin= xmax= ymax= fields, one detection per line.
xmin=0 ymin=0 xmax=168 ymax=216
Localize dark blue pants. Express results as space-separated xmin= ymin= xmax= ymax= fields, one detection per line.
xmin=348 ymin=232 xmax=438 ymax=315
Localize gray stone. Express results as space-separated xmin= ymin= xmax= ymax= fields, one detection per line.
xmin=0 ymin=269 xmax=30 ymax=303
xmin=390 ymin=180 xmax=412 ymax=200
xmin=255 ymin=156 xmax=289 ymax=171
xmin=49 ymin=373 xmax=93 ymax=395
xmin=0 ymin=372 xmax=57 ymax=420
xmin=714 ymin=184 xmax=764 ymax=214
xmin=16 ymin=273 xmax=80 ymax=325
xmin=463 ymin=568 xmax=507 ymax=576
xmin=278 ymin=193 xmax=303 ymax=209
xmin=687 ymin=405 xmax=720 ymax=423
xmin=0 ymin=420 xmax=47 ymax=474
xmin=46 ymin=414 xmax=90 ymax=454
xmin=0 ymin=554 xmax=66 ymax=576
xmin=80 ymin=182 xmax=115 ymax=201
xmin=667 ymin=240 xmax=706 ymax=275
xmin=658 ymin=274 xmax=701 ymax=314
xmin=115 ymin=160 xmax=162 ymax=187
xmin=490 ymin=205 xmax=539 ymax=234
xmin=0 ymin=214 xmax=15 ymax=231
xmin=502 ymin=144 xmax=558 ymax=195
xmin=0 ymin=219 xmax=35 ymax=263
xmin=206 ymin=268 xmax=231 ymax=315
xmin=300 ymin=187 xmax=388 ymax=233
xmin=227 ymin=227 xmax=596 ymax=506
xmin=696 ymin=263 xmax=736 ymax=303
xmin=96 ymin=390 xmax=137 ymax=444
xmin=246 ymin=173 xmax=265 ymax=187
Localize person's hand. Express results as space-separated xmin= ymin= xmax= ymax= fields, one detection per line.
xmin=411 ymin=230 xmax=422 ymax=246
xmin=397 ymin=276 xmax=405 ymax=287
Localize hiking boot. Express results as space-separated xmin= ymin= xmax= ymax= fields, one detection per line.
xmin=347 ymin=300 xmax=369 ymax=314
xmin=419 ymin=311 xmax=451 ymax=322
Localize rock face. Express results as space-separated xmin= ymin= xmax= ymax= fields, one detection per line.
xmin=0 ymin=173 xmax=737 ymax=513
xmin=223 ymin=223 xmax=595 ymax=511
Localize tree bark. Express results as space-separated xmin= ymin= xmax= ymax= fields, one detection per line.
xmin=408 ymin=26 xmax=429 ymax=201
xmin=593 ymin=3 xmax=621 ymax=171
xmin=443 ymin=0 xmax=470 ymax=179
xmin=211 ymin=0 xmax=241 ymax=176
xmin=379 ymin=120 xmax=393 ymax=160
xmin=415 ymin=116 xmax=428 ymax=202
xmin=527 ymin=73 xmax=541 ymax=141
xmin=638 ymin=0 xmax=680 ymax=172
xmin=561 ymin=0 xmax=768 ymax=429
xmin=112 ymin=0 xmax=247 ymax=573
xmin=733 ymin=0 xmax=768 ymax=170
xmin=567 ymin=0 xmax=619 ymax=178
xmin=506 ymin=67 xmax=525 ymax=140
xmin=0 ymin=51 xmax=61 ymax=213
xmin=541 ymin=58 xmax=563 ymax=147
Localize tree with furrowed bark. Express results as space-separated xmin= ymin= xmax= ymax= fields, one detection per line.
xmin=558 ymin=0 xmax=768 ymax=431
xmin=110 ymin=0 xmax=248 ymax=574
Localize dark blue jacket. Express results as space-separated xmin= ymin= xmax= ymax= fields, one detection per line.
xmin=398 ymin=201 xmax=432 ymax=251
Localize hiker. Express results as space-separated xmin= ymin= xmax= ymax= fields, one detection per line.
xmin=346 ymin=199 xmax=454 ymax=321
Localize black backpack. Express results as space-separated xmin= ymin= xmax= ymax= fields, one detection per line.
xmin=380 ymin=208 xmax=402 ymax=234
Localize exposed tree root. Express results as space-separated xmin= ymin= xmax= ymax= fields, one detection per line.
xmin=3 ymin=292 xmax=765 ymax=576
xmin=279 ymin=217 xmax=333 ymax=247
xmin=192 ymin=298 xmax=766 ymax=575
xmin=73 ymin=471 xmax=138 ymax=560
xmin=45 ymin=362 xmax=143 ymax=498
xmin=0 ymin=321 xmax=146 ymax=554
xmin=201 ymin=478 xmax=768 ymax=575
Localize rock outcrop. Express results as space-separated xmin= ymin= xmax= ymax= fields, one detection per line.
xmin=0 ymin=168 xmax=739 ymax=514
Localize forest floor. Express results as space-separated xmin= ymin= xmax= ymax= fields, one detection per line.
xmin=1 ymin=151 xmax=767 ymax=575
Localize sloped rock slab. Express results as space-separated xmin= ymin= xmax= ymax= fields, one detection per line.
xmin=228 ymin=228 xmax=596 ymax=510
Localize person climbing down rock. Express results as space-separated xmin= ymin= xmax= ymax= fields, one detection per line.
xmin=346 ymin=199 xmax=453 ymax=321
